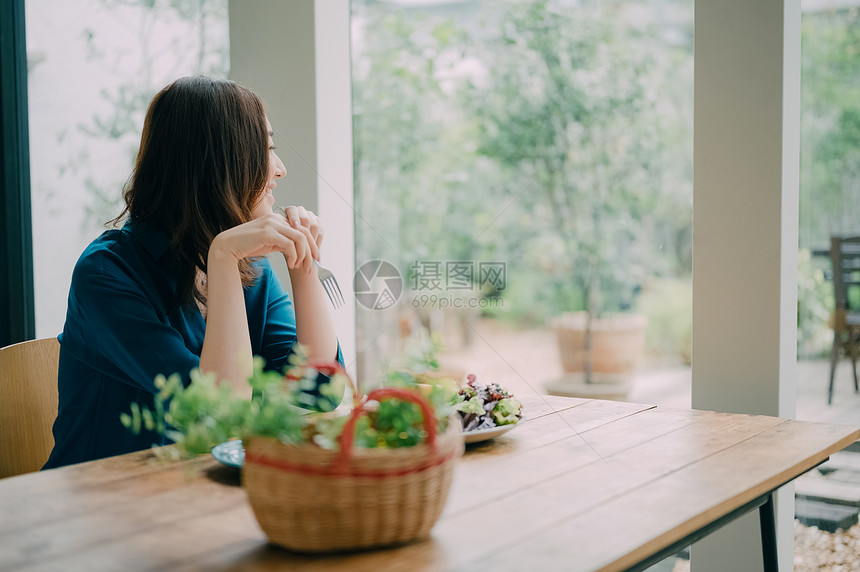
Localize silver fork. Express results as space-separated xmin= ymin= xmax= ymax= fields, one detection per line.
xmin=314 ymin=259 xmax=345 ymax=309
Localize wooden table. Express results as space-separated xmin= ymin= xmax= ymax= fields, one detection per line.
xmin=2 ymin=396 xmax=858 ymax=572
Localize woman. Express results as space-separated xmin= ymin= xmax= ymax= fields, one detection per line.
xmin=44 ymin=76 xmax=341 ymax=469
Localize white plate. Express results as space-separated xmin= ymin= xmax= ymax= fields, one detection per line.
xmin=211 ymin=440 xmax=244 ymax=468
xmin=463 ymin=418 xmax=523 ymax=444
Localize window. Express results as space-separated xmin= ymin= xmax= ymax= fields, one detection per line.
xmin=796 ymin=3 xmax=860 ymax=424
xmin=351 ymin=0 xmax=694 ymax=409
xmin=26 ymin=0 xmax=229 ymax=336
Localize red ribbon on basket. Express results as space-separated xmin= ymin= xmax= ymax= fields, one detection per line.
xmin=244 ymin=447 xmax=455 ymax=479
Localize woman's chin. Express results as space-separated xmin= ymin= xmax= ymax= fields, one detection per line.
xmin=250 ymin=192 xmax=276 ymax=219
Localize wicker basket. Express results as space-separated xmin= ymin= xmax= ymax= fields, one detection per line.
xmin=242 ymin=387 xmax=464 ymax=553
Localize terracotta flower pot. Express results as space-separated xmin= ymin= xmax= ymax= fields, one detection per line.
xmin=549 ymin=312 xmax=648 ymax=376
xmin=545 ymin=312 xmax=647 ymax=401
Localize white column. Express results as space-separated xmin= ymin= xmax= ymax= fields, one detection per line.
xmin=229 ymin=0 xmax=357 ymax=376
xmin=692 ymin=1 xmax=800 ymax=570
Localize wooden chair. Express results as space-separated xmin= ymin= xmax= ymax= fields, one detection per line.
xmin=828 ymin=236 xmax=860 ymax=404
xmin=0 ymin=338 xmax=60 ymax=478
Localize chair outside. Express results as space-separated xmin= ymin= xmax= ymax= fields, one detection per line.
xmin=828 ymin=236 xmax=860 ymax=404
xmin=0 ymin=338 xmax=60 ymax=478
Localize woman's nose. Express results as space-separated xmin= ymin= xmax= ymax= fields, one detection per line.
xmin=274 ymin=155 xmax=287 ymax=178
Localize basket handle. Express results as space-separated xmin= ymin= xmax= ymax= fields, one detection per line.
xmin=336 ymin=387 xmax=439 ymax=464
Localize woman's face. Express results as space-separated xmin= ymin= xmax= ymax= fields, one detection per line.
xmin=251 ymin=118 xmax=287 ymax=220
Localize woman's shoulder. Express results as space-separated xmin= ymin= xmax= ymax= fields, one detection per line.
xmin=71 ymin=227 xmax=155 ymax=284
xmin=74 ymin=230 xmax=131 ymax=269
xmin=252 ymin=255 xmax=275 ymax=273
xmin=246 ymin=256 xmax=289 ymax=301
xmin=249 ymin=256 xmax=278 ymax=288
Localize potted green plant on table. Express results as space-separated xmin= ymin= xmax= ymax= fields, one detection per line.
xmin=471 ymin=2 xmax=660 ymax=399
xmin=122 ymin=353 xmax=463 ymax=553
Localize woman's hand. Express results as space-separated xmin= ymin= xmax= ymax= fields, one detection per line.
xmin=209 ymin=212 xmax=319 ymax=272
xmin=280 ymin=205 xmax=324 ymax=255
xmin=276 ymin=206 xmax=338 ymax=363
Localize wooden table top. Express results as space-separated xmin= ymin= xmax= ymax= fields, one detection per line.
xmin=2 ymin=396 xmax=858 ymax=572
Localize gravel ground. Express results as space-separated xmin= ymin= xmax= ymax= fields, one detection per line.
xmin=794 ymin=520 xmax=860 ymax=571
xmin=665 ymin=522 xmax=860 ymax=571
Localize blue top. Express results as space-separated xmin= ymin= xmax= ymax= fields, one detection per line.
xmin=44 ymin=221 xmax=341 ymax=469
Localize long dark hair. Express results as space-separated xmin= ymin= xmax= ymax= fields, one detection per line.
xmin=112 ymin=76 xmax=269 ymax=309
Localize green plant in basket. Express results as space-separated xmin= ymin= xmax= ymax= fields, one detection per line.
xmin=311 ymin=368 xmax=456 ymax=451
xmin=367 ymin=370 xmax=454 ymax=448
xmin=121 ymin=347 xmax=457 ymax=459
xmin=120 ymin=352 xmax=339 ymax=459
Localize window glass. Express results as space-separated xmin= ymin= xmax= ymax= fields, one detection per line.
xmin=796 ymin=3 xmax=860 ymax=425
xmin=26 ymin=0 xmax=229 ymax=336
xmin=351 ymin=0 xmax=694 ymax=414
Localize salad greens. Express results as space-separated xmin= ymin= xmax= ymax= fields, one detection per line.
xmin=453 ymin=374 xmax=523 ymax=432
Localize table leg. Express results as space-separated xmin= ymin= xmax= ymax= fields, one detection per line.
xmin=759 ymin=493 xmax=779 ymax=572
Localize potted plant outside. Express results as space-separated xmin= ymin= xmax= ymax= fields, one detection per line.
xmin=471 ymin=2 xmax=656 ymax=398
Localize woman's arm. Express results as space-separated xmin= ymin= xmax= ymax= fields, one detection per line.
xmin=199 ymin=246 xmax=253 ymax=394
xmin=289 ymin=265 xmax=338 ymax=362
xmin=281 ymin=206 xmax=339 ymax=363
xmin=200 ymin=213 xmax=314 ymax=394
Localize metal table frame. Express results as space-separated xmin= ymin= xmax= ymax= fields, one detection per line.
xmin=628 ymin=459 xmax=828 ymax=572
